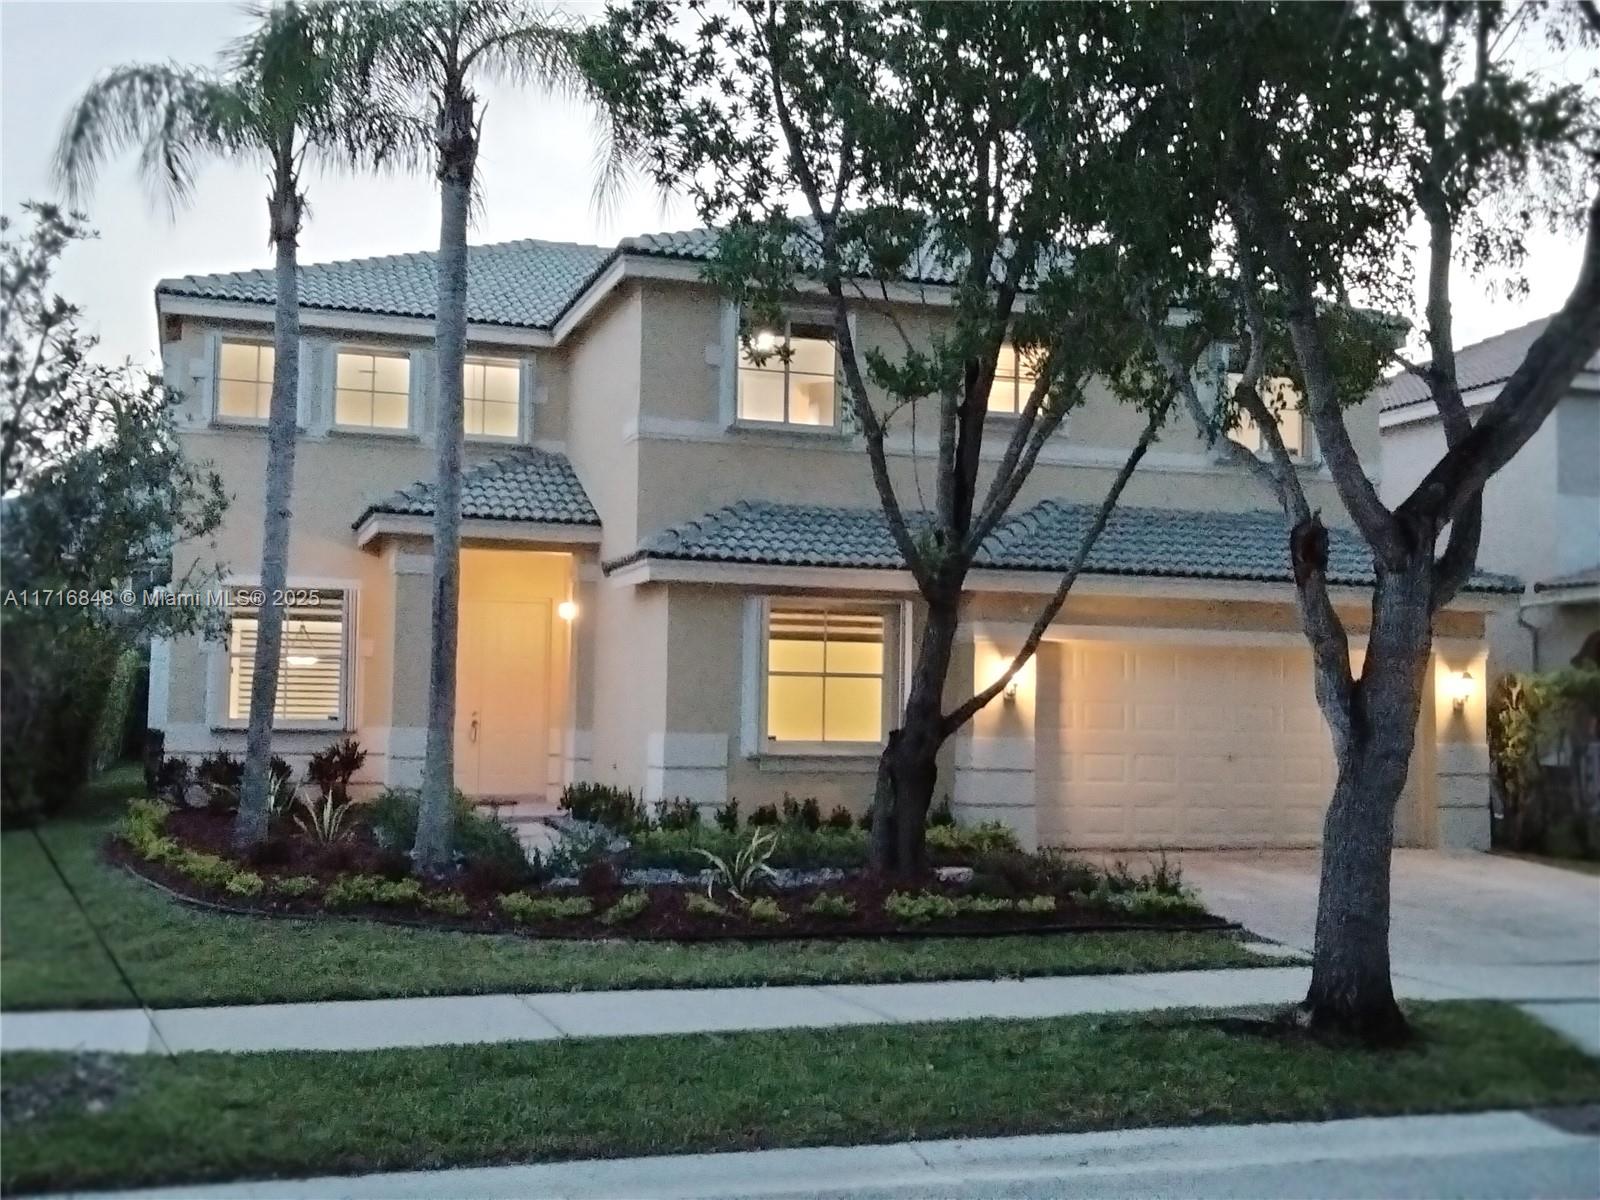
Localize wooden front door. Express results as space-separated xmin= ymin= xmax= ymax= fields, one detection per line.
xmin=454 ymin=598 xmax=550 ymax=798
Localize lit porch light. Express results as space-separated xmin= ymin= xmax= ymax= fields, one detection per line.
xmin=1449 ymin=669 xmax=1474 ymax=714
xmin=557 ymin=600 xmax=579 ymax=622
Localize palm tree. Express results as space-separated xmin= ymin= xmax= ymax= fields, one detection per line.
xmin=349 ymin=1 xmax=630 ymax=873
xmin=55 ymin=2 xmax=405 ymax=851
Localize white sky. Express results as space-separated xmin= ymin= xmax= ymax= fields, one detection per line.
xmin=1 ymin=0 xmax=1589 ymax=368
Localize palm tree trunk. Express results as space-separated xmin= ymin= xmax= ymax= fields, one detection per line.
xmin=413 ymin=93 xmax=476 ymax=873
xmin=235 ymin=152 xmax=303 ymax=851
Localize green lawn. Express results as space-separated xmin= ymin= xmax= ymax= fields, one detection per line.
xmin=2 ymin=769 xmax=1268 ymax=1011
xmin=5 ymin=1002 xmax=1596 ymax=1195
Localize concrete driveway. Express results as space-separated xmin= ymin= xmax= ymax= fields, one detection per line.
xmin=1174 ymin=849 xmax=1600 ymax=968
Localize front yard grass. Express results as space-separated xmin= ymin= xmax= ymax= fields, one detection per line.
xmin=5 ymin=1001 xmax=1597 ymax=1195
xmin=2 ymin=772 xmax=1266 ymax=1011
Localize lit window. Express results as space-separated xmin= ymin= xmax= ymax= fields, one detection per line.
xmin=1226 ymin=374 xmax=1308 ymax=460
xmin=217 ymin=340 xmax=275 ymax=421
xmin=766 ymin=607 xmax=885 ymax=744
xmin=226 ymin=589 xmax=346 ymax=725
xmin=335 ymin=350 xmax=410 ymax=430
xmin=464 ymin=357 xmax=520 ymax=438
xmin=986 ymin=343 xmax=1038 ymax=415
xmin=738 ymin=320 xmax=836 ymax=427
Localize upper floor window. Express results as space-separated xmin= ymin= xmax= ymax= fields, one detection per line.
xmin=464 ymin=356 xmax=521 ymax=439
xmin=738 ymin=320 xmax=837 ymax=428
xmin=1225 ymin=374 xmax=1310 ymax=461
xmin=987 ymin=343 xmax=1039 ymax=415
xmin=225 ymin=588 xmax=347 ymax=727
xmin=217 ymin=340 xmax=274 ymax=422
xmin=765 ymin=605 xmax=886 ymax=746
xmin=335 ymin=349 xmax=410 ymax=431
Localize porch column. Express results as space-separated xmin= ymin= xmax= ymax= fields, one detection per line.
xmin=562 ymin=559 xmax=600 ymax=786
xmin=952 ymin=629 xmax=1040 ymax=850
xmin=382 ymin=547 xmax=433 ymax=788
xmin=1431 ymin=643 xmax=1492 ymax=850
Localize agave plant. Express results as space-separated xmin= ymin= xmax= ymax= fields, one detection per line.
xmin=695 ymin=828 xmax=779 ymax=904
xmin=294 ymin=791 xmax=355 ymax=845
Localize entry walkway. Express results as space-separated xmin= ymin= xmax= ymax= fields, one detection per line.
xmin=4 ymin=959 xmax=1596 ymax=1057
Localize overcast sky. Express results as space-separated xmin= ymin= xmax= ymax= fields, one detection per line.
xmin=1 ymin=1 xmax=1589 ymax=368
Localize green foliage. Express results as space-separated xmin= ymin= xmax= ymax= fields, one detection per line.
xmin=802 ymin=892 xmax=856 ymax=919
xmin=656 ymin=797 xmax=701 ymax=831
xmin=695 ymin=829 xmax=778 ymax=903
xmin=423 ymin=892 xmax=471 ymax=918
xmin=630 ymin=826 xmax=868 ymax=872
xmin=1490 ymin=668 xmax=1600 ymax=856
xmin=747 ymin=804 xmax=779 ymax=827
xmin=306 ymin=738 xmax=366 ymax=804
xmin=293 ymin=793 xmax=356 ymax=845
xmin=746 ymin=896 xmax=787 ymax=924
xmin=713 ymin=799 xmax=740 ymax=832
xmin=823 ymin=805 xmax=854 ymax=831
xmin=883 ymin=892 xmax=959 ymax=924
xmin=370 ymin=787 xmax=534 ymax=885
xmin=89 ymin=647 xmax=143 ymax=773
xmin=1093 ymin=885 xmax=1202 ymax=919
xmin=927 ymin=797 xmax=955 ymax=827
xmin=954 ymin=895 xmax=1014 ymax=916
xmin=684 ymin=892 xmax=727 ymax=918
xmin=926 ymin=822 xmax=1021 ymax=860
xmin=223 ymin=871 xmax=265 ymax=898
xmin=780 ymin=795 xmax=821 ymax=831
xmin=599 ymin=890 xmax=649 ymax=927
xmin=1017 ymin=895 xmax=1058 ymax=916
xmin=497 ymin=893 xmax=593 ymax=924
xmin=325 ymin=875 xmax=423 ymax=909
xmin=271 ymin=875 xmax=318 ymax=898
xmin=558 ymin=782 xmax=649 ymax=832
xmin=544 ymin=825 xmax=615 ymax=878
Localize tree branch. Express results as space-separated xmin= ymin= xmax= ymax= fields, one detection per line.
xmin=942 ymin=391 xmax=1174 ymax=735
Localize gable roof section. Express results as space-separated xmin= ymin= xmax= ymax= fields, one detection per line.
xmin=1373 ymin=315 xmax=1566 ymax=411
xmin=354 ymin=449 xmax=599 ymax=528
xmin=159 ymin=238 xmax=615 ymax=330
xmin=610 ymin=498 xmax=1520 ymax=594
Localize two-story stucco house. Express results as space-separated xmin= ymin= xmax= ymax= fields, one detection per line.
xmin=148 ymin=229 xmax=1514 ymax=851
xmin=1378 ymin=317 xmax=1600 ymax=678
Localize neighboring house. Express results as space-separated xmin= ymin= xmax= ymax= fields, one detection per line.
xmin=149 ymin=230 xmax=1514 ymax=852
xmin=1377 ymin=317 xmax=1600 ymax=678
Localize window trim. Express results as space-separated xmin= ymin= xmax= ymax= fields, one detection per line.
xmin=984 ymin=342 xmax=1039 ymax=419
xmin=1223 ymin=371 xmax=1317 ymax=465
xmin=731 ymin=309 xmax=846 ymax=435
xmin=462 ymin=354 xmax=527 ymax=444
xmin=209 ymin=581 xmax=356 ymax=732
xmin=211 ymin=335 xmax=277 ymax=427
xmin=332 ymin=345 xmax=415 ymax=436
xmin=748 ymin=597 xmax=899 ymax=758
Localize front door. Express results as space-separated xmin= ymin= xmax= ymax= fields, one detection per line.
xmin=454 ymin=598 xmax=550 ymax=798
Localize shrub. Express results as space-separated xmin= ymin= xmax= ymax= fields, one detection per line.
xmin=1017 ymin=894 xmax=1057 ymax=915
xmin=558 ymin=782 xmax=648 ymax=832
xmin=223 ymin=871 xmax=264 ymax=898
xmin=369 ymin=787 xmax=534 ymax=886
xmin=747 ymin=803 xmax=779 ymax=827
xmin=545 ymin=824 xmax=615 ymax=878
xmin=803 ymin=891 xmax=855 ymax=918
xmin=424 ymin=891 xmax=472 ymax=918
xmin=628 ymin=825 xmax=869 ymax=872
xmin=293 ymin=794 xmax=356 ymax=844
xmin=498 ymin=893 xmax=593 ymax=923
xmin=579 ymin=858 xmax=621 ymax=895
xmin=1143 ymin=851 xmax=1184 ymax=896
xmin=857 ymin=809 xmax=873 ymax=831
xmin=884 ymin=891 xmax=959 ymax=924
xmin=684 ymin=892 xmax=727 ymax=917
xmin=823 ymin=805 xmax=854 ymax=831
xmin=656 ymin=797 xmax=701 ymax=831
xmin=306 ymin=737 xmax=365 ymax=804
xmin=271 ymin=875 xmax=318 ymax=898
xmin=928 ymin=796 xmax=955 ymax=826
xmin=781 ymin=794 xmax=821 ymax=831
xmin=154 ymin=756 xmax=192 ymax=804
xmin=713 ymin=798 xmax=740 ymax=832
xmin=269 ymin=755 xmax=294 ymax=786
xmin=178 ymin=851 xmax=237 ymax=890
xmin=696 ymin=828 xmax=778 ymax=902
xmin=599 ymin=890 xmax=649 ymax=926
xmin=954 ymin=894 xmax=1014 ymax=915
xmin=926 ymin=821 xmax=1020 ymax=860
xmin=195 ymin=751 xmax=243 ymax=810
xmin=1097 ymin=884 xmax=1204 ymax=919
xmin=747 ymin=896 xmax=787 ymax=923
xmin=325 ymin=874 xmax=421 ymax=908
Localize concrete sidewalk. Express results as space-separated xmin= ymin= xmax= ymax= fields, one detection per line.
xmin=30 ymin=1109 xmax=1600 ymax=1200
xmin=4 ymin=960 xmax=1596 ymax=1057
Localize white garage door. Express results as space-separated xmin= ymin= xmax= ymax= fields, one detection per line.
xmin=1035 ymin=639 xmax=1338 ymax=849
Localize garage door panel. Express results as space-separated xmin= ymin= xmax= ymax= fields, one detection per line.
xmin=1037 ymin=640 xmax=1337 ymax=850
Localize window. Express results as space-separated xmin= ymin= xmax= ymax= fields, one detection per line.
xmin=217 ymin=340 xmax=275 ymax=421
xmin=737 ymin=320 xmax=837 ymax=427
xmin=335 ymin=350 xmax=410 ymax=430
xmin=464 ymin=357 xmax=521 ymax=439
xmin=225 ymin=589 xmax=347 ymax=726
xmin=986 ymin=343 xmax=1038 ymax=415
xmin=1226 ymin=374 xmax=1309 ymax=460
xmin=766 ymin=607 xmax=885 ymax=745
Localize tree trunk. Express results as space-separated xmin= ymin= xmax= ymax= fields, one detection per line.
xmin=871 ymin=596 xmax=959 ymax=877
xmin=234 ymin=159 xmax=303 ymax=852
xmin=413 ymin=94 xmax=477 ymax=874
xmin=1303 ymin=557 xmax=1433 ymax=1043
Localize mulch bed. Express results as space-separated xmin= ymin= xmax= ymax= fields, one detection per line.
xmin=109 ymin=807 xmax=1235 ymax=943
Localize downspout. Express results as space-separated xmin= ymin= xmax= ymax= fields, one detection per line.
xmin=1516 ymin=605 xmax=1541 ymax=672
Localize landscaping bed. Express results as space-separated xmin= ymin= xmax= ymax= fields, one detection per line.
xmin=111 ymin=791 xmax=1229 ymax=943
xmin=6 ymin=1001 xmax=1598 ymax=1195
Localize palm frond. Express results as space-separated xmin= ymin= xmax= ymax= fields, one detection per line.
xmin=54 ymin=63 xmax=248 ymax=209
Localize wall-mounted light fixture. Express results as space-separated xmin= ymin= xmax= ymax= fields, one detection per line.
xmin=557 ymin=600 xmax=578 ymax=622
xmin=1449 ymin=669 xmax=1474 ymax=714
